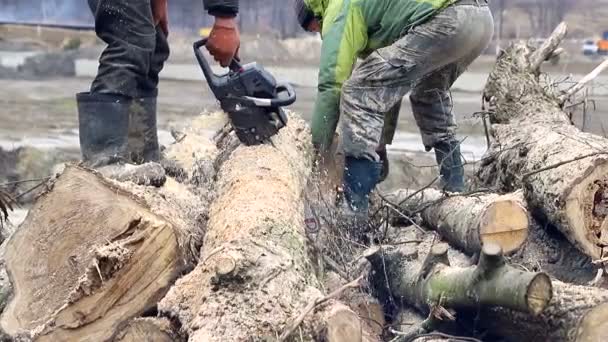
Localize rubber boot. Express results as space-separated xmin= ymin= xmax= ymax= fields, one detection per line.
xmin=434 ymin=140 xmax=465 ymax=192
xmin=128 ymin=97 xmax=160 ymax=164
xmin=77 ymin=92 xmax=166 ymax=187
xmin=344 ymin=157 xmax=382 ymax=222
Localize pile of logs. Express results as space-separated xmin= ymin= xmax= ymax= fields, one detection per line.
xmin=0 ymin=23 xmax=607 ymax=342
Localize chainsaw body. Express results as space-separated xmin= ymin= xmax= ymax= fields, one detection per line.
xmin=194 ymin=39 xmax=296 ymax=145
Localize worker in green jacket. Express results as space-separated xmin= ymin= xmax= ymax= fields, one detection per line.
xmin=296 ymin=0 xmax=493 ymax=219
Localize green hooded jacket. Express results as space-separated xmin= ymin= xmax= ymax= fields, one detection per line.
xmin=307 ymin=0 xmax=454 ymax=150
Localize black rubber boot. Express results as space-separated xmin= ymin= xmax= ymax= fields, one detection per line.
xmin=77 ymin=92 xmax=130 ymax=167
xmin=77 ymin=92 xmax=166 ymax=187
xmin=434 ymin=140 xmax=465 ymax=192
xmin=128 ymin=97 xmax=160 ymax=164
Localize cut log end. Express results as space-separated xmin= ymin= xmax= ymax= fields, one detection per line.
xmin=565 ymin=164 xmax=608 ymax=260
xmin=214 ymin=255 xmax=237 ymax=277
xmin=526 ymin=273 xmax=553 ymax=316
xmin=575 ymin=302 xmax=608 ymax=342
xmin=324 ymin=304 xmax=363 ymax=342
xmin=479 ymin=199 xmax=529 ymax=255
xmin=114 ymin=318 xmax=176 ymax=342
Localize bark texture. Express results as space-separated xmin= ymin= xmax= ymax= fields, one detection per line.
xmin=478 ymin=23 xmax=608 ymax=260
xmin=368 ymin=242 xmax=551 ymax=317
xmin=386 ymin=189 xmax=529 ymax=255
xmin=478 ymin=280 xmax=608 ymax=341
xmin=0 ymin=114 xmax=225 ymax=341
xmin=374 ymin=224 xmax=608 ymax=342
xmin=0 ymin=165 xmax=203 ymax=341
xmin=158 ymin=115 xmax=330 ymax=341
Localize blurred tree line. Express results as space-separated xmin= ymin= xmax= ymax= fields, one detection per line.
xmin=0 ymin=0 xmax=302 ymax=38
xmin=0 ymin=0 xmax=601 ymax=39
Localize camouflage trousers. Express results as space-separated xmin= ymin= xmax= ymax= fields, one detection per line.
xmin=340 ymin=2 xmax=494 ymax=161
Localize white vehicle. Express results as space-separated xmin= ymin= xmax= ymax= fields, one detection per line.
xmin=583 ymin=40 xmax=598 ymax=55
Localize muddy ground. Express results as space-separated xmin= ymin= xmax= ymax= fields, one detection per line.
xmin=3 ymin=27 xmax=608 ymax=227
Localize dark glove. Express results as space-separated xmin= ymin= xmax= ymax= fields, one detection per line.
xmin=152 ymin=0 xmax=169 ymax=36
xmin=206 ymin=16 xmax=240 ymax=67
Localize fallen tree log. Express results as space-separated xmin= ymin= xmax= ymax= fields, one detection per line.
xmin=372 ymin=225 xmax=608 ymax=341
xmin=368 ymin=242 xmax=552 ymax=316
xmin=0 ymin=165 xmax=204 ymax=341
xmin=478 ymin=22 xmax=608 ymax=261
xmin=477 ymin=280 xmax=608 ymax=341
xmin=0 ymin=114 xmax=226 ymax=341
xmin=159 ymin=115 xmax=368 ymax=341
xmin=384 ymin=189 xmax=597 ymax=283
xmin=385 ymin=189 xmax=529 ymax=255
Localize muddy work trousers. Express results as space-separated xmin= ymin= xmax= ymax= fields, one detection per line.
xmin=88 ymin=0 xmax=169 ymax=98
xmin=340 ymin=1 xmax=494 ymax=161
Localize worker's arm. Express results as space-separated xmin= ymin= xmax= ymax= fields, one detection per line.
xmin=311 ymin=2 xmax=367 ymax=152
xmin=203 ymin=0 xmax=239 ymax=17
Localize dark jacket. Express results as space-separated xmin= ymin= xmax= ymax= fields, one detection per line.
xmin=203 ymin=0 xmax=239 ymax=16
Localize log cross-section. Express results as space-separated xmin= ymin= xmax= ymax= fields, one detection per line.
xmin=0 ymin=166 xmax=187 ymax=341
xmin=386 ymin=189 xmax=529 ymax=255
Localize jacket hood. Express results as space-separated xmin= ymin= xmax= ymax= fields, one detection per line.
xmin=304 ymin=0 xmax=330 ymax=18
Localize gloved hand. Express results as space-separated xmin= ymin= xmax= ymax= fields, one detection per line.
xmin=151 ymin=0 xmax=169 ymax=36
xmin=206 ymin=16 xmax=240 ymax=67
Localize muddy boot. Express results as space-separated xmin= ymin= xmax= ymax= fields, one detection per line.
xmin=77 ymin=92 xmax=166 ymax=187
xmin=434 ymin=139 xmax=465 ymax=193
xmin=341 ymin=156 xmax=382 ymax=236
xmin=128 ymin=97 xmax=160 ymax=163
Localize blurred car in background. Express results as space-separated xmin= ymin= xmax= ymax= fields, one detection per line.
xmin=583 ymin=40 xmax=598 ymax=56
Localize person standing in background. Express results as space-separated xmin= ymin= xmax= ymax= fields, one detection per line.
xmin=76 ymin=0 xmax=240 ymax=186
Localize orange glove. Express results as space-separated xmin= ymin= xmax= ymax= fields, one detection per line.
xmin=206 ymin=16 xmax=240 ymax=67
xmin=152 ymin=0 xmax=169 ymax=36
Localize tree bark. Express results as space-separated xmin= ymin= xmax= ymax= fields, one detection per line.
xmin=478 ymin=280 xmax=608 ymax=341
xmin=372 ymin=225 xmax=608 ymax=342
xmin=368 ymin=242 xmax=552 ymax=316
xmin=478 ymin=23 xmax=608 ymax=261
xmin=0 ymin=165 xmax=204 ymax=341
xmin=386 ymin=189 xmax=529 ymax=255
xmin=385 ymin=188 xmax=598 ymax=284
xmin=159 ymin=115 xmax=366 ymax=341
xmin=0 ymin=114 xmax=227 ymax=341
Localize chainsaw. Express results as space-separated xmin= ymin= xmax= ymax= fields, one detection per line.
xmin=194 ymin=38 xmax=296 ymax=146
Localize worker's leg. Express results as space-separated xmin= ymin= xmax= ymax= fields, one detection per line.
xmin=89 ymin=0 xmax=157 ymax=97
xmin=377 ymin=100 xmax=402 ymax=182
xmin=340 ymin=2 xmax=493 ymax=210
xmin=78 ymin=0 xmax=165 ymax=186
xmin=128 ymin=27 xmax=170 ymax=164
xmin=410 ymin=65 xmax=463 ymax=191
xmin=410 ymin=14 xmax=494 ymax=192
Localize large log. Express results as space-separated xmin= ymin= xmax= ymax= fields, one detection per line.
xmin=478 ymin=23 xmax=608 ymax=261
xmin=0 ymin=114 xmax=226 ymax=341
xmin=478 ymin=280 xmax=608 ymax=341
xmin=385 ymin=189 xmax=529 ymax=255
xmin=159 ymin=115 xmax=367 ymax=341
xmin=385 ymin=189 xmax=597 ymax=283
xmin=372 ymin=225 xmax=608 ymax=341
